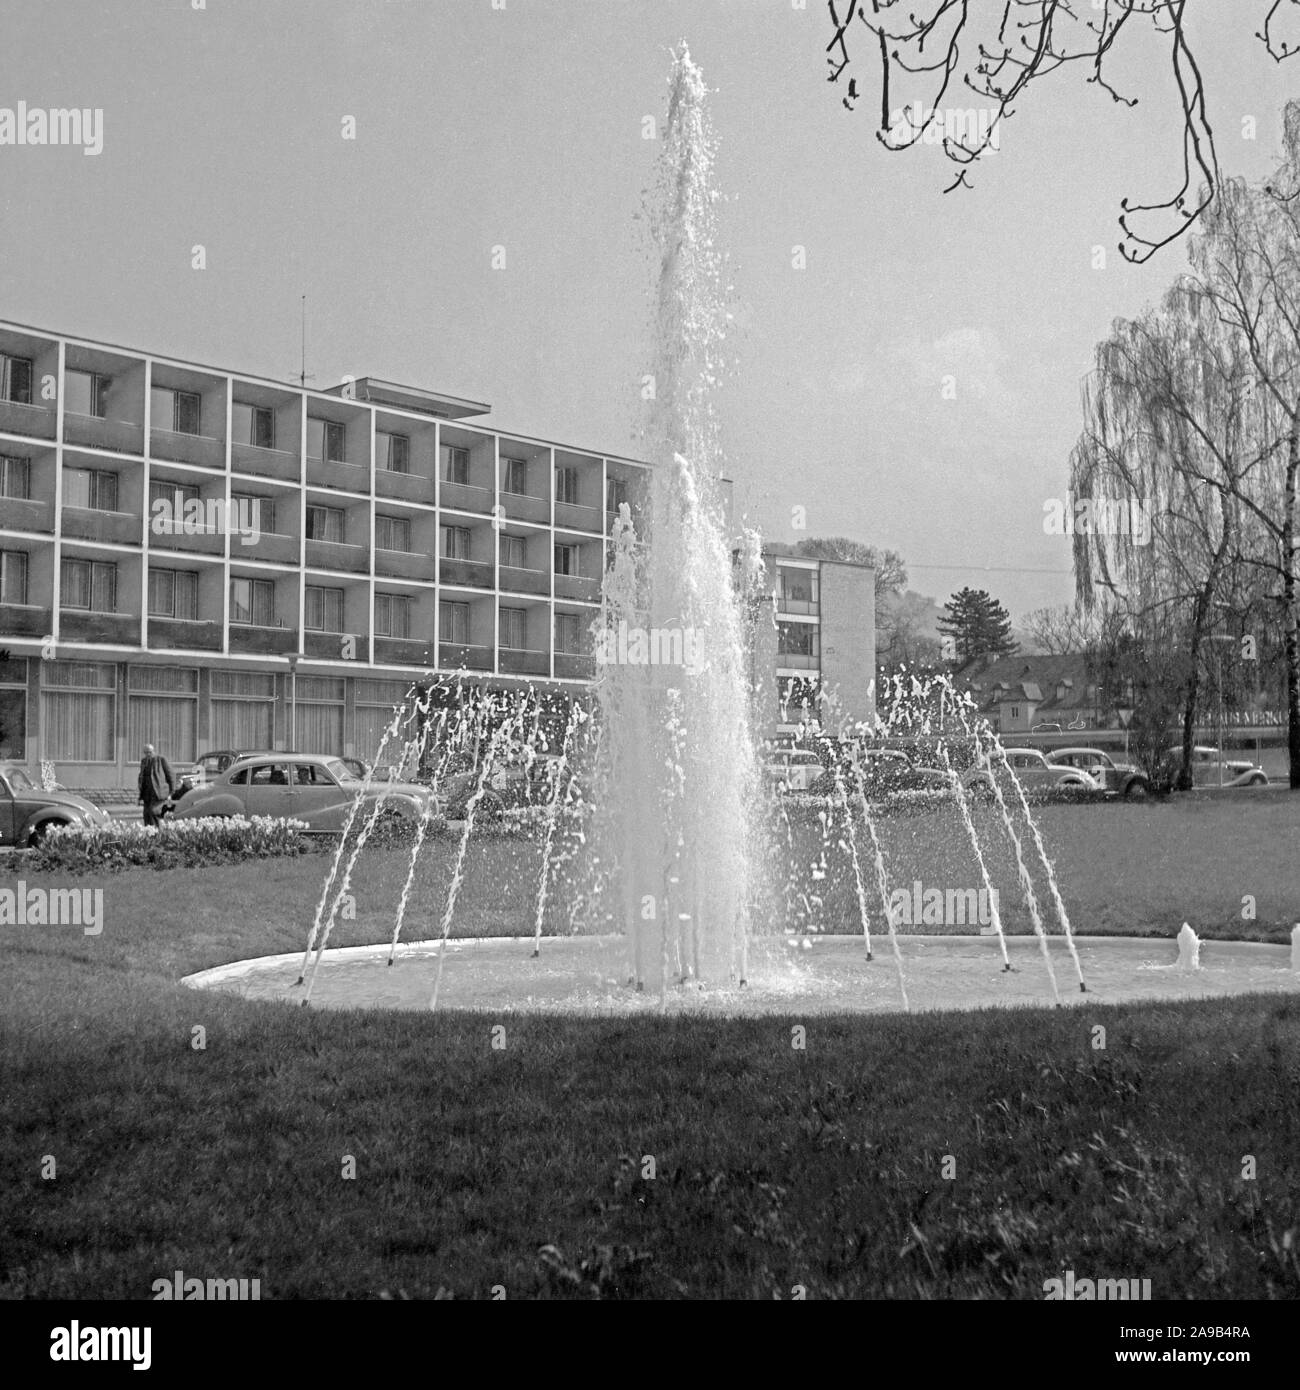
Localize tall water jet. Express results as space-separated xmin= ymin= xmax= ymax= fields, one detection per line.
xmin=591 ymin=45 xmax=760 ymax=991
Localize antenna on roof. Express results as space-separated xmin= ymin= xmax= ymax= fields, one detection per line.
xmin=296 ymin=295 xmax=315 ymax=389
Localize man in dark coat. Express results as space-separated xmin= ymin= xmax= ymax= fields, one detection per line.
xmin=138 ymin=743 xmax=177 ymax=828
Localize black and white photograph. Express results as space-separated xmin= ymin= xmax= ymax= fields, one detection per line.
xmin=2 ymin=0 xmax=1299 ymax=1349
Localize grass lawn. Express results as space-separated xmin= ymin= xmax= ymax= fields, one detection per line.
xmin=1 ymin=793 xmax=1298 ymax=1298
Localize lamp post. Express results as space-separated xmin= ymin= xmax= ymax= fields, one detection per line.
xmin=287 ymin=651 xmax=301 ymax=751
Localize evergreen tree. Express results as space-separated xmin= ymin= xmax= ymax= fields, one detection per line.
xmin=937 ymin=587 xmax=1018 ymax=664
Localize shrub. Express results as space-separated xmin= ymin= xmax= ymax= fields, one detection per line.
xmin=18 ymin=816 xmax=315 ymax=876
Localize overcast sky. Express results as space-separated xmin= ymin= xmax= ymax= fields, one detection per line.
xmin=4 ymin=1 xmax=1300 ymax=619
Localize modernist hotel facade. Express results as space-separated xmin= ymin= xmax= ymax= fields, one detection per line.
xmin=0 ymin=319 xmax=874 ymax=786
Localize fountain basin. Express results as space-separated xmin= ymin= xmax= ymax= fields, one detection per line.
xmin=182 ymin=934 xmax=1300 ymax=1016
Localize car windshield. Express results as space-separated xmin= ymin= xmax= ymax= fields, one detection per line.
xmin=327 ymin=759 xmax=358 ymax=782
xmin=5 ymin=768 xmax=35 ymax=791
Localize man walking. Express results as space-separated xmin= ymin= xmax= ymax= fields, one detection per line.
xmin=138 ymin=743 xmax=177 ymax=828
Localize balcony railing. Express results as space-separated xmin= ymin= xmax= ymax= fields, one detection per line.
xmin=64 ymin=414 xmax=144 ymax=455
xmin=0 ymin=497 xmax=54 ymax=533
xmin=499 ymin=564 xmax=549 ymax=596
xmin=59 ymin=610 xmax=141 ymax=644
xmin=776 ymin=594 xmax=818 ymax=616
xmin=374 ymin=635 xmax=434 ymax=667
xmin=554 ymin=573 xmax=600 ymax=603
xmin=554 ymin=652 xmax=595 ymax=681
xmin=776 ymin=652 xmax=819 ymax=670
xmin=231 ymin=440 xmax=299 ymax=481
xmin=151 ymin=429 xmax=224 ymax=470
xmin=0 ymin=602 xmax=52 ymax=637
xmin=375 ymin=549 xmax=436 ymax=582
xmin=229 ymin=623 xmax=298 ymax=655
xmin=305 ymin=539 xmax=369 ymax=573
xmin=236 ymin=530 xmax=298 ymax=565
xmin=555 ymin=499 xmax=602 ymax=533
xmin=0 ymin=398 xmax=56 ymax=440
xmin=148 ymin=617 xmax=222 ymax=651
xmin=439 ymin=556 xmax=494 ymax=589
xmin=304 ymin=629 xmax=367 ymax=661
xmin=148 ymin=519 xmax=225 ymax=555
xmin=499 ymin=647 xmax=549 ymax=677
xmin=309 ymin=457 xmax=370 ymax=494
xmin=438 ymin=641 xmax=493 ymax=671
xmin=499 ymin=490 xmax=550 ymax=524
xmin=440 ymin=479 xmax=494 ymax=514
xmin=375 ymin=467 xmax=434 ymax=504
xmin=61 ymin=508 xmax=142 ymax=546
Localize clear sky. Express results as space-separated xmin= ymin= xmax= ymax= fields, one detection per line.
xmin=3 ymin=0 xmax=1298 ymax=619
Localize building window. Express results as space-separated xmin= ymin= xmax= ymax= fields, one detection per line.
xmin=1 ymin=354 xmax=33 ymax=405
xmin=307 ymin=418 xmax=347 ymax=463
xmin=554 ymin=542 xmax=579 ymax=577
xmin=555 ymin=466 xmax=579 ymax=505
xmin=65 ymin=370 xmax=110 ymax=418
xmin=502 ymin=457 xmax=528 ymax=494
xmin=555 ymin=612 xmax=582 ymax=654
xmin=41 ymin=660 xmax=116 ymax=763
xmin=500 ymin=606 xmax=527 ymax=650
xmin=1010 ymin=705 xmax=1020 ymax=720
xmin=375 ymin=593 xmax=412 ymax=639
xmin=305 ymin=585 xmax=344 ymax=633
xmin=61 ymin=558 xmax=117 ymax=612
xmin=305 ymin=505 xmax=344 ymax=543
xmin=232 ymin=402 xmax=274 ymax=449
xmin=148 ymin=569 xmax=198 ymax=620
xmin=776 ymin=622 xmax=819 ymax=658
xmin=442 ymin=445 xmax=470 ymax=486
xmin=152 ymin=387 xmax=201 ymax=435
xmin=441 ymin=525 xmax=470 ymax=559
xmin=375 ymin=515 xmax=411 ymax=552
xmin=501 ymin=535 xmax=526 ymax=569
xmin=777 ymin=567 xmax=819 ymax=607
xmin=0 ymin=656 xmax=27 ymax=759
xmin=64 ymin=467 xmax=118 ymax=511
xmin=0 ymin=455 xmax=30 ymax=499
xmin=230 ymin=576 xmax=275 ymax=626
xmin=231 ymin=492 xmax=275 ymax=534
xmin=378 ymin=431 xmax=410 ymax=474
xmin=606 ymin=477 xmax=629 ymax=512
xmin=442 ymin=600 xmax=469 ymax=645
xmin=148 ymin=478 xmax=200 ymax=528
xmin=1 ymin=550 xmax=28 ymax=605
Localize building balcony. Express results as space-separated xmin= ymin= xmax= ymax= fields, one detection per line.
xmin=499 ymin=647 xmax=549 ymax=677
xmin=59 ymin=610 xmax=141 ymax=644
xmin=0 ymin=399 xmax=56 ymax=440
xmin=499 ymin=564 xmax=549 ymax=597
xmin=304 ymin=630 xmax=367 ymax=661
xmin=776 ymin=652 xmax=819 ymax=670
xmin=555 ymin=500 xmax=602 ymax=534
xmin=231 ymin=441 xmax=299 ymax=482
xmin=151 ymin=429 xmax=224 ymax=470
xmin=439 ymin=556 xmax=494 ymax=589
xmin=238 ymin=531 xmax=298 ymax=565
xmin=64 ymin=414 xmax=144 ymax=455
xmin=375 ymin=468 xmax=434 ymax=505
xmin=149 ymin=617 xmax=222 ymax=651
xmin=305 ymin=539 xmax=369 ymax=574
xmin=554 ymin=573 xmax=601 ymax=604
xmin=440 ymin=480 xmax=494 ymax=514
xmin=554 ymin=652 xmax=594 ymax=681
xmin=776 ymin=596 xmax=819 ymax=616
xmin=438 ymin=641 xmax=493 ymax=672
xmin=0 ymin=496 xmax=54 ymax=533
xmin=308 ymin=457 xmax=370 ymax=494
xmin=499 ymin=490 xmax=550 ymax=524
xmin=61 ymin=508 xmax=141 ymax=546
xmin=229 ymin=623 xmax=298 ymax=655
xmin=148 ymin=520 xmax=225 ymax=555
xmin=0 ymin=601 xmax=51 ymax=638
xmin=375 ymin=549 xmax=436 ymax=582
xmin=374 ymin=635 xmax=435 ymax=667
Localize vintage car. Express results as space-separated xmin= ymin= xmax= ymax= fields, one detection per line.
xmin=1047 ymin=747 xmax=1151 ymax=798
xmin=172 ymin=753 xmax=438 ymax=832
xmin=962 ymin=747 xmax=1094 ymax=797
xmin=0 ymin=763 xmax=112 ymax=846
xmin=1163 ymin=745 xmax=1269 ymax=789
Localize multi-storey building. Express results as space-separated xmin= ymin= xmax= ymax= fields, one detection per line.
xmin=0 ymin=319 xmax=876 ymax=785
xmin=0 ymin=319 xmax=651 ymax=785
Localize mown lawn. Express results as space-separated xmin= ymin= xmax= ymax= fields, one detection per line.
xmin=1 ymin=793 xmax=1298 ymax=1298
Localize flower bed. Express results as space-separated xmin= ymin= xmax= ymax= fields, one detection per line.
xmin=17 ymin=816 xmax=316 ymax=875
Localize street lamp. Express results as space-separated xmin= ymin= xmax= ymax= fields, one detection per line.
xmin=287 ymin=652 xmax=301 ymax=751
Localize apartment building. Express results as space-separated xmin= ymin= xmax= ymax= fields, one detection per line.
xmin=0 ymin=319 xmax=649 ymax=785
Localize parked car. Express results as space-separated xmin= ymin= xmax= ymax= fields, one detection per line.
xmin=963 ymin=747 xmax=1094 ymax=797
xmin=762 ymin=748 xmax=825 ymax=794
xmin=1163 ymin=745 xmax=1268 ymax=788
xmin=1047 ymin=747 xmax=1151 ymax=798
xmin=0 ymin=763 xmax=112 ymax=846
xmin=193 ymin=749 xmax=285 ymax=786
xmin=172 ymin=754 xmax=438 ymax=832
xmin=438 ymin=753 xmax=562 ymax=820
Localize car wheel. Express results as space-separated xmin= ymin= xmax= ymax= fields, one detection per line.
xmin=1124 ymin=779 xmax=1150 ymax=799
xmin=1249 ymin=774 xmax=1268 ymax=787
xmin=28 ymin=819 xmax=72 ymax=847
